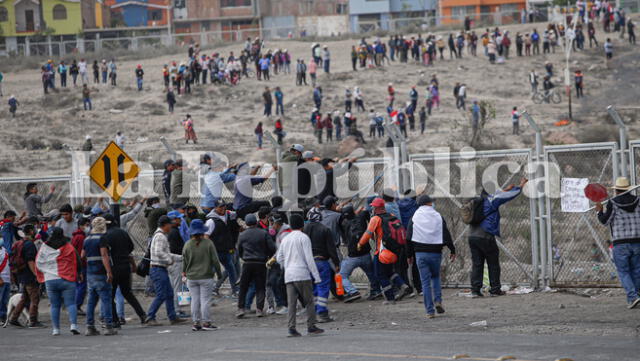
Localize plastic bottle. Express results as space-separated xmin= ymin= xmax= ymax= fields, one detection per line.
xmin=335 ymin=274 xmax=345 ymax=296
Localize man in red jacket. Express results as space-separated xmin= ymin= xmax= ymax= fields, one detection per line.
xmin=72 ymin=218 xmax=90 ymax=315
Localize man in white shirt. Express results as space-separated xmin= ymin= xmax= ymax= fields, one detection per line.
xmin=276 ymin=214 xmax=323 ymax=337
xmin=78 ymin=59 xmax=88 ymax=84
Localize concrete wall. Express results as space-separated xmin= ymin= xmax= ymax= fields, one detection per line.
xmin=297 ymin=15 xmax=349 ymax=36
xmin=259 ymin=0 xmax=345 ymax=17
xmin=389 ymin=0 xmax=435 ymax=12
xmin=349 ymin=0 xmax=390 ymax=15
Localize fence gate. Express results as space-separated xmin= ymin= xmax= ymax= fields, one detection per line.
xmin=410 ymin=149 xmax=536 ymax=288
xmin=544 ymin=142 xmax=619 ymax=287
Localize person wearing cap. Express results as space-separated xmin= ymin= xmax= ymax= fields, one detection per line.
xmin=233 ymin=163 xmax=276 ymax=220
xmin=146 ymin=215 xmax=186 ymax=326
xmin=304 ymin=208 xmax=339 ymax=323
xmin=167 ymin=210 xmax=188 ymax=318
xmin=236 ymin=214 xmax=276 ymax=318
xmin=102 ymin=213 xmax=148 ymax=326
xmin=163 ymin=159 xmax=176 ymax=202
xmin=407 ymin=195 xmax=455 ymax=318
xmin=82 ymin=217 xmax=117 ymax=336
xmin=36 ymin=227 xmax=81 ymax=336
xmin=55 ymin=204 xmax=78 ymax=239
xmin=200 ymin=154 xmax=238 ymax=213
xmin=82 ymin=135 xmax=93 ymax=151
xmin=145 ymin=197 xmax=168 ymax=237
xmin=469 ymin=177 xmax=528 ymax=298
xmin=182 ymin=219 xmax=223 ymax=331
xmin=358 ymin=198 xmax=410 ymax=303
xmin=135 ymin=64 xmax=144 ymax=91
xmin=205 ymin=200 xmax=241 ymax=297
xmin=597 ymin=177 xmax=640 ymax=309
xmin=275 ymin=214 xmax=324 ymax=337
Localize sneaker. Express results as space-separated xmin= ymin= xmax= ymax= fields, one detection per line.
xmin=426 ymin=314 xmax=435 ymax=319
xmin=470 ymin=291 xmax=484 ymax=298
xmin=435 ymin=303 xmax=445 ymax=314
xmin=103 ymin=326 xmax=117 ymax=336
xmin=118 ymin=317 xmax=127 ymax=325
xmin=307 ymin=326 xmax=324 ymax=335
xmin=9 ymin=320 xmax=24 ymax=328
xmin=235 ymin=309 xmax=246 ymax=319
xmin=344 ymin=291 xmax=362 ymax=303
xmin=212 ymin=289 xmax=220 ymax=297
xmin=628 ymin=298 xmax=640 ymax=309
xmin=366 ymin=292 xmax=383 ymax=301
xmin=70 ymin=324 xmax=80 ymax=335
xmin=276 ymin=306 xmax=288 ymax=315
xmin=201 ymin=322 xmax=218 ymax=331
xmin=287 ymin=328 xmax=302 ymax=337
xmin=317 ymin=313 xmax=333 ymax=323
xmin=192 ymin=323 xmax=202 ymax=332
xmin=52 ymin=328 xmax=61 ymax=336
xmin=28 ymin=321 xmax=46 ymax=328
xmin=256 ymin=309 xmax=265 ymax=318
xmin=266 ymin=306 xmax=276 ymax=315
xmin=113 ymin=322 xmax=122 ymax=329
xmin=382 ymin=300 xmax=396 ymax=305
xmin=395 ymin=285 xmax=412 ymax=301
xmin=85 ymin=326 xmax=100 ymax=336
xmin=145 ymin=318 xmax=162 ymax=326
xmin=489 ymin=290 xmax=506 ymax=297
xmin=170 ymin=318 xmax=187 ymax=325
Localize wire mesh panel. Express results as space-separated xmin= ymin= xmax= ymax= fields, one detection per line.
xmin=410 ymin=150 xmax=534 ymax=287
xmin=0 ymin=176 xmax=72 ymax=216
xmin=545 ymin=143 xmax=619 ymax=287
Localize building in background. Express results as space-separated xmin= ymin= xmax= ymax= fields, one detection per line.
xmin=259 ymin=0 xmax=349 ymax=37
xmin=172 ymin=0 xmax=260 ymax=41
xmin=0 ymin=0 xmax=82 ymax=53
xmin=103 ymin=0 xmax=170 ymax=28
xmin=439 ymin=0 xmax=526 ymax=25
xmin=348 ymin=0 xmax=436 ymax=33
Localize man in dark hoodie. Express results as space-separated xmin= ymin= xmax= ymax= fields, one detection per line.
xmin=303 ymin=209 xmax=340 ymax=323
xmin=597 ymin=177 xmax=640 ymax=309
xmin=236 ymin=214 xmax=276 ymax=318
xmin=339 ymin=206 xmax=381 ymax=302
xmin=102 ymin=213 xmax=147 ymax=327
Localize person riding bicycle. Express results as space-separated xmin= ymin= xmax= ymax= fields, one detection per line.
xmin=542 ymin=76 xmax=554 ymax=102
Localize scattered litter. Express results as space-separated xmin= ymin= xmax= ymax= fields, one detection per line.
xmin=507 ymin=286 xmax=535 ymax=295
xmin=109 ymin=109 xmax=123 ymax=114
xmin=136 ymin=137 xmax=148 ymax=143
xmin=157 ymin=330 xmax=172 ymax=334
xmin=542 ymin=286 xmax=556 ymax=293
xmin=457 ymin=292 xmax=474 ymax=298
xmin=497 ymin=356 xmax=517 ymax=361
xmin=469 ymin=320 xmax=487 ymax=327
xmin=554 ymin=358 xmax=574 ymax=361
xmin=451 ymin=354 xmax=470 ymax=359
xmin=391 ymin=322 xmax=398 ymax=326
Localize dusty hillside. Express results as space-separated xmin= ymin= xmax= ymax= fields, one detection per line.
xmin=0 ymin=20 xmax=637 ymax=176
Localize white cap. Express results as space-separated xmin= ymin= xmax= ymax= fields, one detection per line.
xmin=85 ymin=135 xmax=92 ymax=140
xmin=291 ymin=144 xmax=304 ymax=153
xmin=302 ymin=151 xmax=314 ymax=159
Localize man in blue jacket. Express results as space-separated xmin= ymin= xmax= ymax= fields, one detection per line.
xmin=468 ymin=178 xmax=528 ymax=297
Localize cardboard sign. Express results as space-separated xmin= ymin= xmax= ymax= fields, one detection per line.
xmin=561 ymin=178 xmax=589 ymax=213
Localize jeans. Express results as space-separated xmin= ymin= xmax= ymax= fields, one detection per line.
xmin=612 ymin=243 xmax=640 ymax=303
xmin=76 ymin=268 xmax=87 ymax=308
xmin=137 ymin=78 xmax=143 ymax=91
xmin=276 ymin=102 xmax=284 ymax=115
xmin=86 ymin=274 xmax=113 ymax=326
xmin=256 ymin=133 xmax=263 ymax=148
xmin=469 ymin=235 xmax=501 ymax=293
xmin=116 ymin=287 xmax=125 ymax=318
xmin=102 ymin=71 xmax=107 ymax=83
xmin=187 ymin=279 xmax=215 ymax=323
xmin=373 ymin=255 xmax=403 ymax=300
xmin=340 ymin=254 xmax=379 ymax=295
xmin=147 ymin=267 xmax=176 ymax=321
xmin=324 ymin=59 xmax=330 ymax=73
xmin=0 ymin=283 xmax=9 ymax=319
xmin=216 ymin=251 xmax=238 ymax=294
xmin=84 ymin=98 xmax=92 ymax=110
xmin=267 ymin=264 xmax=286 ymax=307
xmin=415 ymin=252 xmax=442 ymax=315
xmin=313 ymin=260 xmax=332 ymax=314
xmin=45 ymin=279 xmax=78 ymax=330
xmin=238 ymin=262 xmax=267 ymax=311
xmin=264 ymin=103 xmax=272 ymax=117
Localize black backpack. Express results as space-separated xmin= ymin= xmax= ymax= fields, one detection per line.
xmin=135 ymin=239 xmax=152 ymax=278
xmin=461 ymin=197 xmax=495 ymax=225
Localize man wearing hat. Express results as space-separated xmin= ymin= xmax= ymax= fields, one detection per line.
xmin=358 ymin=198 xmax=410 ymax=303
xmin=407 ymin=195 xmax=456 ymax=319
xmin=167 ymin=210 xmax=188 ymax=318
xmin=146 ymin=215 xmax=186 ymax=325
xmin=182 ymin=219 xmax=223 ymax=331
xmin=235 ymin=214 xmax=276 ymax=318
xmin=597 ymin=177 xmax=640 ymax=309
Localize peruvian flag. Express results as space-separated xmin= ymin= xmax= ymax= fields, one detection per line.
xmin=390 ymin=110 xmax=399 ymax=125
xmin=36 ymin=242 xmax=78 ymax=283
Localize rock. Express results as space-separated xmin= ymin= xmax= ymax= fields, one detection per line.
xmin=559 ymin=304 xmax=566 ymax=309
xmin=496 ymin=356 xmax=517 ymax=361
xmin=452 ymin=354 xmax=470 ymax=359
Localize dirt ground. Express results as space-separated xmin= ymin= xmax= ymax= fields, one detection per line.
xmin=12 ymin=287 xmax=638 ymax=338
xmin=0 ymin=20 xmax=638 ymax=176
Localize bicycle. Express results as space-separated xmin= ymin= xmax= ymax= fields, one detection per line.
xmin=532 ymin=88 xmax=562 ymax=104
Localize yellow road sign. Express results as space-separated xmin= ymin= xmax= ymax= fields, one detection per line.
xmin=88 ymin=141 xmax=140 ymax=202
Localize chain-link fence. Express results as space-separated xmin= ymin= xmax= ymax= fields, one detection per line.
xmin=410 ymin=149 xmax=535 ymax=287
xmin=0 ymin=176 xmax=71 ymax=218
xmin=544 ymin=143 xmax=619 ymax=287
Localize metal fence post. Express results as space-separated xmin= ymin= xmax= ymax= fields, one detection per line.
xmin=524 ymin=111 xmax=546 ymax=288
xmin=608 ymin=105 xmax=628 ymax=179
